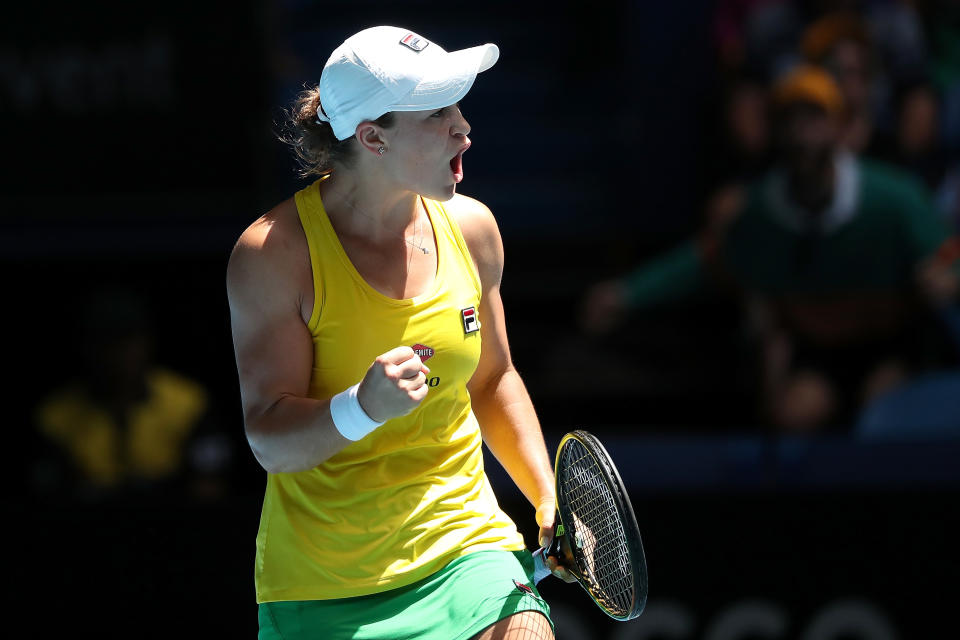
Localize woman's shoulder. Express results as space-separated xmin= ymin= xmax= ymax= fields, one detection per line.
xmin=233 ymin=196 xmax=302 ymax=249
xmin=440 ymin=193 xmax=499 ymax=245
xmin=439 ymin=193 xmax=503 ymax=285
xmin=227 ymin=197 xmax=311 ymax=297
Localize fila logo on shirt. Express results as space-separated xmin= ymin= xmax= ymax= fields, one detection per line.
xmin=461 ymin=306 xmax=480 ymax=334
xmin=399 ymin=33 xmax=429 ymax=52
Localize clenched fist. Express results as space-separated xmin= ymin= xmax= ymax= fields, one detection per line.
xmin=356 ymin=346 xmax=431 ymax=423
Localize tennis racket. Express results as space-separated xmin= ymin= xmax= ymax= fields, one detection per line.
xmin=532 ymin=430 xmax=647 ymax=621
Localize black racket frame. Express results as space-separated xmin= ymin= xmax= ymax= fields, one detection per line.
xmin=545 ymin=429 xmax=648 ymax=621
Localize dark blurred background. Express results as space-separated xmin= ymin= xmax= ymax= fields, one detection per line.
xmin=6 ymin=0 xmax=959 ymax=637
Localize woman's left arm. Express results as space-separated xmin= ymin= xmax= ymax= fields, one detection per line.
xmin=457 ymin=196 xmax=558 ymax=551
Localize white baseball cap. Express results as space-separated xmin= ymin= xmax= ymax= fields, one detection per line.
xmin=317 ymin=26 xmax=499 ymax=140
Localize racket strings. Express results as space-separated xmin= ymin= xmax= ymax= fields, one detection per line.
xmin=560 ymin=443 xmax=635 ymax=617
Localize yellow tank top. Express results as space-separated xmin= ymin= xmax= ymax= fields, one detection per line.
xmin=254 ymin=178 xmax=526 ymax=603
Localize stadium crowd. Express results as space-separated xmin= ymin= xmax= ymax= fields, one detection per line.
xmin=582 ymin=0 xmax=959 ymax=434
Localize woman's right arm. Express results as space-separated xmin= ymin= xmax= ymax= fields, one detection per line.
xmin=226 ymin=214 xmax=351 ymax=473
xmin=226 ymin=211 xmax=430 ymax=473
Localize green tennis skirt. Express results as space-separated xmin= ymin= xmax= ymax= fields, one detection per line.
xmin=258 ymin=549 xmax=552 ymax=640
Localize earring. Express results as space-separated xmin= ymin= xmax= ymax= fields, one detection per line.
xmin=377 ymin=146 xmax=385 ymax=155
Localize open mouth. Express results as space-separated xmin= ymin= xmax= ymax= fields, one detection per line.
xmin=450 ymin=143 xmax=470 ymax=184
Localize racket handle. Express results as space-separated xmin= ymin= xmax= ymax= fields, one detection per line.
xmin=531 ymin=548 xmax=552 ymax=584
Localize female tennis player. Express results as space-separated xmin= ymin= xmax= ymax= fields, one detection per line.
xmin=227 ymin=26 xmax=572 ymax=640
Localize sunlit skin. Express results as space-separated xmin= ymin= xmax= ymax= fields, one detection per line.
xmin=319 ymin=103 xmax=472 ymax=239
xmin=303 ymin=105 xmax=473 ymax=302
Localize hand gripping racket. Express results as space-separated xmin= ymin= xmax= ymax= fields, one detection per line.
xmin=532 ymin=430 xmax=648 ymax=621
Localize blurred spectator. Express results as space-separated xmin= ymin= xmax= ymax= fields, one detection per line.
xmin=725 ymin=78 xmax=773 ymax=175
xmin=873 ymin=78 xmax=958 ymax=222
xmin=583 ymin=65 xmax=959 ymax=432
xmin=917 ymin=0 xmax=960 ymax=228
xmin=938 ymin=165 xmax=960 ymax=230
xmin=31 ymin=288 xmax=234 ymax=503
xmin=710 ymin=0 xmax=951 ymax=239
xmin=801 ymin=10 xmax=884 ymax=153
xmin=922 ymin=0 xmax=960 ymax=157
xmin=740 ymin=0 xmax=808 ymax=79
xmin=720 ymin=1 xmax=931 ymax=155
xmin=732 ymin=1 xmax=928 ymax=79
xmin=705 ymin=76 xmax=775 ymax=197
xmin=698 ymin=75 xmax=775 ymax=257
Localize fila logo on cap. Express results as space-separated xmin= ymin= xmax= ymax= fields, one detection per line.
xmin=399 ymin=33 xmax=429 ymax=52
xmin=461 ymin=306 xmax=480 ymax=334
xmin=411 ymin=343 xmax=434 ymax=362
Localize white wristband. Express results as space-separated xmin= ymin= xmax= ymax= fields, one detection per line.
xmin=330 ymin=383 xmax=384 ymax=441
